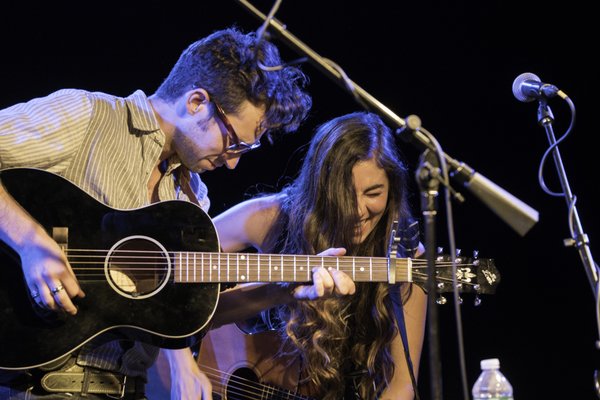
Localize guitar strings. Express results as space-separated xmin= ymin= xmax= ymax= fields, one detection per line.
xmin=198 ymin=364 xmax=312 ymax=400
xmin=61 ymin=248 xmax=477 ymax=270
xmin=48 ymin=249 xmax=485 ymax=289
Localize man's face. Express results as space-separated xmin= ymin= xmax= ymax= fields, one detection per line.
xmin=175 ymin=99 xmax=266 ymax=173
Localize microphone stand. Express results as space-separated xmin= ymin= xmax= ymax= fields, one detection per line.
xmin=536 ymin=99 xmax=598 ymax=292
xmin=235 ymin=2 xmax=539 ymax=398
xmin=416 ymin=147 xmax=444 ymax=400
xmin=235 ymin=0 xmax=539 ymax=237
xmin=536 ymin=98 xmax=600 ymax=397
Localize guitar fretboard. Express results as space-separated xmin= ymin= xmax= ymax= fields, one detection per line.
xmin=173 ymin=252 xmax=411 ymax=284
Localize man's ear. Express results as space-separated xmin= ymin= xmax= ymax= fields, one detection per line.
xmin=188 ymin=88 xmax=210 ymax=114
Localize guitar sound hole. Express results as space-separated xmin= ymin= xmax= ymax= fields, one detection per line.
xmin=106 ymin=236 xmax=170 ymax=299
xmin=225 ymin=367 xmax=262 ymax=400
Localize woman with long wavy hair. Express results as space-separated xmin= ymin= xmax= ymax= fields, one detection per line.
xmin=211 ymin=111 xmax=427 ymax=400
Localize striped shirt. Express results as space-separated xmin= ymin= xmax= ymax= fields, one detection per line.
xmin=0 ymin=88 xmax=210 ymax=377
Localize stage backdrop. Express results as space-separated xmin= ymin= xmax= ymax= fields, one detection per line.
xmin=1 ymin=1 xmax=598 ymax=399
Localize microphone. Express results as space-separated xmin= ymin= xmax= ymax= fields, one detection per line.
xmin=512 ymin=72 xmax=567 ymax=102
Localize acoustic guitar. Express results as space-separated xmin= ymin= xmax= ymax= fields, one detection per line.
xmin=0 ymin=168 xmax=500 ymax=370
xmin=148 ymin=324 xmax=311 ymax=399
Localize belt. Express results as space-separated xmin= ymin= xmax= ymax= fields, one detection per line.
xmin=36 ymin=357 xmax=145 ymax=399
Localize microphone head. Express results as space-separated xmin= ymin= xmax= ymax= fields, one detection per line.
xmin=512 ymin=72 xmax=541 ymax=102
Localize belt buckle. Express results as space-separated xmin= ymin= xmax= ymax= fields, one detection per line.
xmin=106 ymin=375 xmax=127 ymax=399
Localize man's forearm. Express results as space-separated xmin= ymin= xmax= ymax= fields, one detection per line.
xmin=209 ymin=283 xmax=294 ymax=329
xmin=0 ymin=182 xmax=40 ymax=253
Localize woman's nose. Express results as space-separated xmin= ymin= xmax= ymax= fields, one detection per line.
xmin=357 ymin=198 xmax=367 ymax=219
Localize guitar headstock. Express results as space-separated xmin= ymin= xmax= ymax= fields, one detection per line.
xmin=411 ymin=251 xmax=500 ymax=301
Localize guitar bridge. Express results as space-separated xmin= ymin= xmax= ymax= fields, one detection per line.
xmin=52 ymin=227 xmax=69 ymax=252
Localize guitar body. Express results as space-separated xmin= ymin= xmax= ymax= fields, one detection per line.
xmin=198 ymin=323 xmax=305 ymax=399
xmin=0 ymin=168 xmax=220 ymax=370
xmin=147 ymin=324 xmax=306 ymax=400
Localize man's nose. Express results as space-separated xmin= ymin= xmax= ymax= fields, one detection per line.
xmin=224 ymin=156 xmax=241 ymax=170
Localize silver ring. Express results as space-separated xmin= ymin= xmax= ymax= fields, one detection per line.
xmin=51 ymin=285 xmax=64 ymax=295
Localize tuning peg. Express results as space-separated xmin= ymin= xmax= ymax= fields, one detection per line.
xmin=455 ymin=248 xmax=462 ymax=257
xmin=458 ymin=296 xmax=463 ymax=305
xmin=473 ymin=284 xmax=481 ymax=292
xmin=472 ymin=249 xmax=479 ymax=259
xmin=436 ymin=295 xmax=447 ymax=305
xmin=474 ymin=295 xmax=482 ymax=306
xmin=437 ymin=247 xmax=444 ymax=255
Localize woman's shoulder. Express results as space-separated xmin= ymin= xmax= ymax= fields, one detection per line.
xmin=245 ymin=192 xmax=286 ymax=213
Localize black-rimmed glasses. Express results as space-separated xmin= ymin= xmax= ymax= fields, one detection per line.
xmin=213 ymin=101 xmax=261 ymax=155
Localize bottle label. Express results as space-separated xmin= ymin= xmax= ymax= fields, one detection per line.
xmin=473 ymin=397 xmax=513 ymax=400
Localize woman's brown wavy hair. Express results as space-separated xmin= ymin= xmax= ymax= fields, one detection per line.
xmin=264 ymin=112 xmax=416 ymax=400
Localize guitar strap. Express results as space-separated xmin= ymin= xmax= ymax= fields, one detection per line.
xmin=391 ymin=293 xmax=421 ymax=400
xmin=391 ymin=218 xmax=421 ymax=400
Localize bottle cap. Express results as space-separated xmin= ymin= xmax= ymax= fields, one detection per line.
xmin=481 ymin=358 xmax=500 ymax=370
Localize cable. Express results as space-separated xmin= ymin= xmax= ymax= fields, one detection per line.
xmin=538 ymin=96 xmax=576 ymax=197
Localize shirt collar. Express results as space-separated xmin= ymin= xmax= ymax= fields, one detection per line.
xmin=124 ymin=90 xmax=162 ymax=133
xmin=125 ymin=91 xmax=185 ymax=182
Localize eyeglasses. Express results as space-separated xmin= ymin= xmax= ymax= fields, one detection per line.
xmin=212 ymin=101 xmax=261 ymax=155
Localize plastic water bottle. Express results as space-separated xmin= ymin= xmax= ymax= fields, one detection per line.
xmin=472 ymin=358 xmax=514 ymax=399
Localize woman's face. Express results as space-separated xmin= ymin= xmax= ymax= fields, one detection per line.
xmin=352 ymin=158 xmax=389 ymax=244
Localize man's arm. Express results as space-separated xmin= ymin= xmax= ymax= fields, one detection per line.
xmin=163 ymin=348 xmax=213 ymax=400
xmin=162 ymin=195 xmax=357 ymax=400
xmin=208 ymin=195 xmax=355 ymax=328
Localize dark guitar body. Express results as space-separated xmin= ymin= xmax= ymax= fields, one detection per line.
xmin=0 ymin=168 xmax=220 ymax=370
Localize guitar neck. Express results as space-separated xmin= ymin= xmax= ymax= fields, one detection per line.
xmin=173 ymin=252 xmax=410 ymax=284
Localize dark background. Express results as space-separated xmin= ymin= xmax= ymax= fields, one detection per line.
xmin=1 ymin=1 xmax=598 ymax=398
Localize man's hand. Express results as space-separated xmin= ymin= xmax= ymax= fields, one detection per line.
xmin=209 ymin=247 xmax=357 ymax=329
xmin=19 ymin=226 xmax=84 ymax=315
xmin=291 ymin=247 xmax=356 ymax=300
xmin=163 ymin=348 xmax=213 ymax=400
